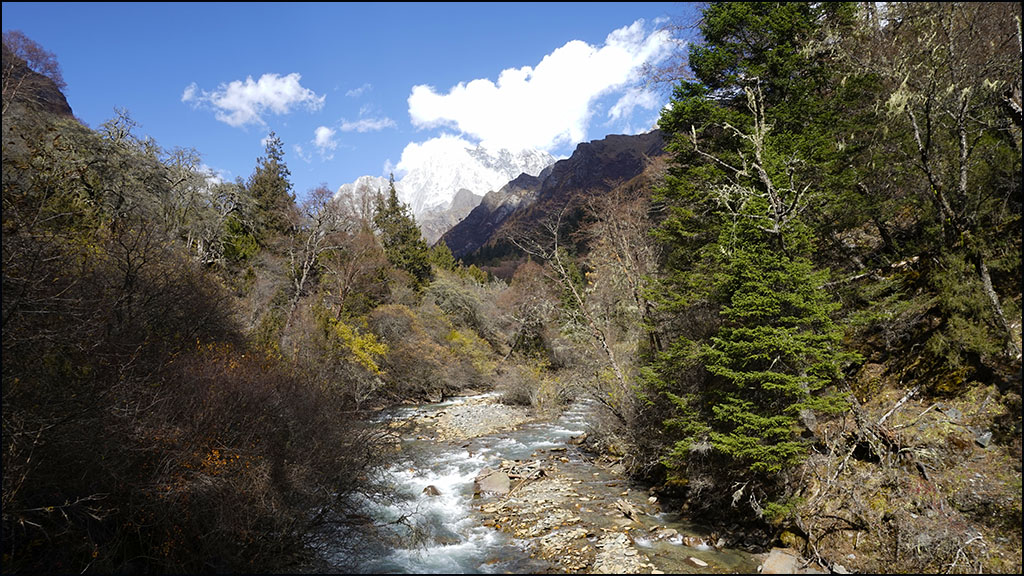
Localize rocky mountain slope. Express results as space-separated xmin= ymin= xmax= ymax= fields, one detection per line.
xmin=440 ymin=130 xmax=665 ymax=261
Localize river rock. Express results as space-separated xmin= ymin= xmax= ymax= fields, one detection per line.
xmin=422 ymin=485 xmax=441 ymax=497
xmin=760 ymin=547 xmax=828 ymax=574
xmin=649 ymin=526 xmax=678 ymax=541
xmin=614 ymin=498 xmax=642 ymax=522
xmin=593 ymin=532 xmax=646 ymax=573
xmin=474 ymin=467 xmax=511 ymax=496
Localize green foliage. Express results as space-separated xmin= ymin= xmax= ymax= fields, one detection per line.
xmin=643 ymin=9 xmax=1020 ymax=551
xmin=372 ymin=174 xmax=432 ymax=288
xmin=660 ymin=235 xmax=852 ymax=476
xmin=649 ymin=1 xmax=862 ymax=500
xmin=247 ymin=131 xmax=296 ymax=243
xmin=463 ymin=264 xmax=489 ymax=284
xmin=428 ymin=241 xmax=457 ymax=271
xmin=222 ymin=215 xmax=259 ymax=263
xmin=761 ymin=496 xmax=805 ymax=525
xmin=843 ymin=2 xmax=1023 ymax=374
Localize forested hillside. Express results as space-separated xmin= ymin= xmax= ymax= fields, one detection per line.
xmin=2 ymin=31 xmax=506 ymax=572
xmin=638 ymin=3 xmax=1021 ymax=572
xmin=2 ymin=3 xmax=1021 ymax=574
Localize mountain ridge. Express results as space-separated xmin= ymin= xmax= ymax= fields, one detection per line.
xmin=440 ymin=129 xmax=665 ymax=261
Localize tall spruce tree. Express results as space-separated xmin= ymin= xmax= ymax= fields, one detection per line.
xmin=649 ymin=1 xmax=856 ymax=513
xmin=372 ymin=174 xmax=432 ymax=288
xmin=247 ymin=131 xmax=296 ymax=243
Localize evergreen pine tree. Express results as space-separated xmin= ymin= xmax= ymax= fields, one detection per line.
xmin=372 ymin=174 xmax=432 ymax=288
xmin=650 ymin=2 xmax=856 ymax=504
xmin=247 ymin=131 xmax=296 ymax=243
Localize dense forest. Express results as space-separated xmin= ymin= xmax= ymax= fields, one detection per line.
xmin=3 ymin=2 xmax=1021 ymax=574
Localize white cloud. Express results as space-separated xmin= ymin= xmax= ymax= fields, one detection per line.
xmin=608 ymin=86 xmax=660 ymax=122
xmin=182 ymin=73 xmax=325 ymax=127
xmin=313 ymin=126 xmax=337 ymax=160
xmin=407 ymin=19 xmax=671 ymax=152
xmin=394 ymin=133 xmax=475 ymax=177
xmin=314 ymin=126 xmax=337 ymax=149
xmin=346 ymin=83 xmax=372 ymax=98
xmin=293 ymin=144 xmax=312 ymax=164
xmin=199 ymin=163 xmax=229 ymax=186
xmin=339 ymin=117 xmax=397 ymax=133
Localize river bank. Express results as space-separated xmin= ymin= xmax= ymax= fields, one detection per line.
xmin=387 ymin=392 xmax=828 ymax=574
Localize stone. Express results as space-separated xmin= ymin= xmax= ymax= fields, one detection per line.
xmin=761 ymin=548 xmax=801 ymax=574
xmin=799 ymin=408 xmax=818 ymax=435
xmin=422 ymin=485 xmax=441 ymax=497
xmin=653 ymin=527 xmax=678 ymax=540
xmin=941 ymin=406 xmax=963 ymax=422
xmin=688 ymin=557 xmax=709 ymax=567
xmin=614 ymin=498 xmax=642 ymax=522
xmin=593 ymin=532 xmax=645 ymax=574
xmin=760 ymin=548 xmax=828 ymax=574
xmin=974 ymin=429 xmax=992 ymax=448
xmin=474 ymin=467 xmax=511 ymax=496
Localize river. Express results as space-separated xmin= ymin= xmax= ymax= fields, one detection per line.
xmin=324 ymin=394 xmax=762 ymax=573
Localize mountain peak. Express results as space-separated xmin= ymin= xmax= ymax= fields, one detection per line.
xmin=397 ymin=141 xmax=556 ymax=215
xmin=336 ymin=141 xmax=556 ymax=241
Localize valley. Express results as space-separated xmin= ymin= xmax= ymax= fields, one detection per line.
xmin=2 ymin=3 xmax=1020 ymax=574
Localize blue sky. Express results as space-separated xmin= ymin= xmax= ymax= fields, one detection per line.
xmin=2 ymin=2 xmax=699 ymax=201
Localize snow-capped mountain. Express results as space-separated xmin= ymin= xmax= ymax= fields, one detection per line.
xmin=335 ymin=140 xmax=555 ymax=232
xmin=335 ymin=175 xmax=392 ymax=203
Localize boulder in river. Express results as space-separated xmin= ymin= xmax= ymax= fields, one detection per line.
xmin=422 ymin=485 xmax=441 ymax=497
xmin=474 ymin=467 xmax=511 ymax=496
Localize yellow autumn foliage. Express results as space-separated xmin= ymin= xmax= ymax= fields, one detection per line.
xmin=320 ymin=312 xmax=388 ymax=375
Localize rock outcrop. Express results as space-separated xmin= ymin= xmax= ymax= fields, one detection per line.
xmin=2 ymin=42 xmax=74 ymax=117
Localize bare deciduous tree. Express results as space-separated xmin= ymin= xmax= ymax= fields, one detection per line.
xmin=284 ymin=185 xmax=358 ymax=330
xmin=507 ymin=204 xmax=631 ymax=424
